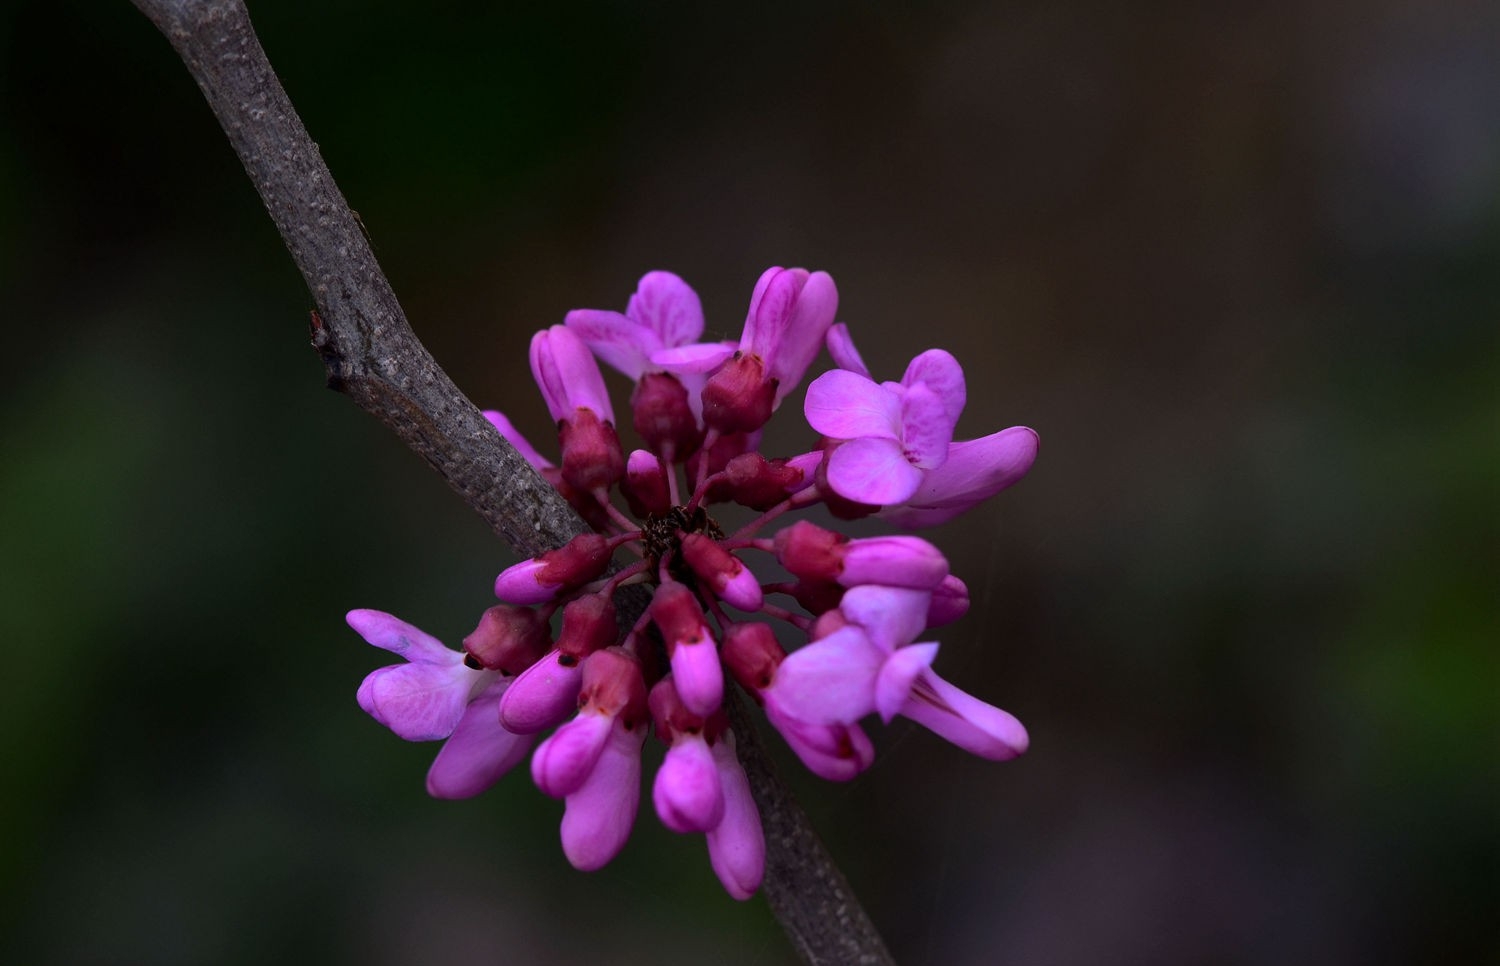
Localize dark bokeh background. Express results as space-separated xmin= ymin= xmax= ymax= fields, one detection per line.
xmin=3 ymin=2 xmax=1495 ymax=964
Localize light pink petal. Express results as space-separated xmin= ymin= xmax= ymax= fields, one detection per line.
xmin=346 ymin=609 xmax=455 ymax=665
xmin=481 ymin=410 xmax=554 ymax=470
xmin=878 ymin=426 xmax=1040 ymax=528
xmin=652 ymin=735 xmax=725 ymax=833
xmin=875 ymin=642 xmax=939 ymax=723
xmin=769 ymin=627 xmax=882 ymax=725
xmin=628 ymin=271 xmax=704 ymax=348
xmin=426 ymin=679 xmax=535 ymax=799
xmin=493 ymin=558 xmax=561 ymax=605
xmin=901 ymin=669 xmax=1029 ymax=760
xmin=706 ymin=733 xmax=765 ymax=900
xmin=899 ymin=382 xmax=956 ymax=470
xmin=651 ymin=341 xmax=737 ymax=374
xmin=740 ymin=267 xmax=804 ymax=359
xmin=838 ymin=585 xmax=934 ymax=651
xmin=764 ymin=702 xmax=875 ymax=781
xmin=825 ymin=323 xmax=872 ymax=379
xmin=716 ymin=563 xmax=764 ymax=612
xmin=357 ymin=662 xmax=478 ymax=741
xmin=838 ymin=536 xmax=949 ymax=590
xmin=559 ymin=717 xmax=644 ymax=871
xmin=826 ymin=437 xmax=924 ymax=506
xmin=530 ymin=326 xmax=614 ymax=423
xmin=900 ymin=349 xmax=966 ymax=423
xmin=783 ymin=450 xmax=824 ymax=493
xmin=563 ymin=308 xmax=656 ymax=380
xmin=531 ymin=711 xmax=612 ymax=798
xmin=927 ymin=575 xmax=970 ymax=626
xmin=770 ymin=270 xmax=838 ymax=402
xmin=803 ymin=370 xmax=901 ymax=440
xmin=670 ymin=639 xmax=724 ymax=718
xmin=498 ymin=650 xmax=584 ymax=734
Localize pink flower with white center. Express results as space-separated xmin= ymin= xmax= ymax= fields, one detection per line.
xmin=772 ymin=587 xmax=1029 ymax=760
xmin=804 ymin=348 xmax=967 ymax=506
xmin=348 ymin=609 xmax=535 ymax=799
xmin=532 ymin=647 xmax=649 ymax=871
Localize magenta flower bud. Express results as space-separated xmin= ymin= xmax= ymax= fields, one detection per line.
xmin=763 ymin=699 xmax=875 ymax=782
xmin=529 ymin=325 xmax=615 ymax=424
xmin=461 ymin=604 xmax=552 ymax=675
xmin=498 ymin=650 xmax=584 ymax=734
xmin=701 ymin=353 xmax=776 ymax=435
xmin=557 ymin=407 xmax=626 ymax=492
xmin=653 ymin=733 xmax=725 ymax=833
xmin=771 ymin=520 xmax=846 ymax=583
xmin=578 ymin=647 xmax=649 ymax=725
xmin=559 ymin=714 xmax=645 ymax=871
xmin=555 ymin=594 xmax=618 ymax=663
xmin=531 ymin=711 xmax=613 ymax=798
xmin=687 ymin=429 xmax=761 ymax=482
xmin=494 ymin=533 xmax=613 ymax=604
xmin=681 ymin=533 xmax=763 ymax=612
xmin=721 ymin=622 xmax=785 ymax=694
xmin=927 ymin=575 xmax=970 ymax=626
xmin=838 ymin=535 xmax=949 ymax=590
xmin=649 ymin=582 xmax=723 ymax=715
xmin=706 ymin=732 xmax=765 ymax=899
xmin=631 ymin=371 xmax=703 ymax=459
xmin=705 ymin=452 xmax=810 ymax=510
xmin=622 ymin=449 xmax=671 ymax=519
xmin=739 ymin=266 xmax=839 ymax=404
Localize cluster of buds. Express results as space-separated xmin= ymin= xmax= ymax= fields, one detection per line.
xmin=349 ymin=268 xmax=1039 ymax=898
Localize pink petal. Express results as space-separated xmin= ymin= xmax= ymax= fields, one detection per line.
xmin=498 ymin=650 xmax=584 ymax=734
xmin=900 ymin=349 xmax=966 ymax=423
xmin=426 ymin=679 xmax=534 ymax=799
xmin=652 ymin=735 xmax=725 ymax=833
xmin=706 ymin=733 xmax=765 ymax=900
xmin=769 ymin=627 xmax=882 ymax=724
xmin=825 ymin=323 xmax=872 ymax=379
xmin=481 ymin=411 xmax=554 ymax=470
xmin=651 ymin=341 xmax=737 ymax=374
xmin=838 ymin=536 xmax=949 ymax=590
xmin=670 ymin=640 xmax=724 ymax=718
xmin=803 ymin=370 xmax=901 ymax=440
xmin=927 ymin=575 xmax=970 ymax=626
xmin=716 ymin=562 xmax=764 ymax=613
xmin=764 ymin=702 xmax=875 ymax=781
xmin=559 ymin=717 xmax=644 ymax=871
xmin=825 ymin=437 xmax=924 ymax=506
xmin=563 ymin=309 xmax=655 ymax=380
xmin=357 ymin=662 xmax=479 ymax=741
xmin=770 ymin=270 xmax=838 ymax=402
xmin=530 ymin=326 xmax=614 ymax=423
xmin=531 ymin=711 xmax=612 ymax=798
xmin=740 ymin=267 xmax=805 ymax=360
xmin=493 ymin=558 xmax=560 ymax=605
xmin=901 ymin=669 xmax=1029 ymax=760
xmin=628 ymin=270 xmax=704 ymax=348
xmin=837 ymin=585 xmax=934 ymax=651
xmin=346 ymin=609 xmax=455 ymax=665
xmin=784 ymin=450 xmax=824 ymax=493
xmin=874 ymin=642 xmax=939 ymax=723
xmin=898 ymin=382 xmax=956 ymax=470
xmin=878 ymin=426 xmax=1040 ymax=528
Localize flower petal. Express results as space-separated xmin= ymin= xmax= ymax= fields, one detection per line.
xmin=803 ymin=370 xmax=901 ymax=440
xmin=874 ymin=642 xmax=939 ymax=723
xmin=564 ymin=308 xmax=656 ymax=380
xmin=652 ymin=735 xmax=725 ymax=833
xmin=531 ymin=711 xmax=612 ymax=798
xmin=900 ymin=349 xmax=966 ymax=423
xmin=346 ymin=609 xmax=455 ymax=665
xmin=706 ymin=733 xmax=765 ymax=900
xmin=560 ymin=717 xmax=644 ymax=871
xmin=770 ymin=270 xmax=838 ymax=402
xmin=426 ymin=679 xmax=534 ymax=799
xmin=901 ymin=669 xmax=1029 ymax=760
xmin=898 ymin=382 xmax=956 ymax=469
xmin=878 ymin=426 xmax=1040 ymax=528
xmin=628 ymin=270 xmax=704 ymax=348
xmin=837 ymin=585 xmax=933 ymax=651
xmin=825 ymin=437 xmax=924 ymax=506
xmin=825 ymin=323 xmax=872 ymax=379
xmin=763 ymin=702 xmax=875 ymax=781
xmin=498 ymin=650 xmax=584 ymax=734
xmin=530 ymin=325 xmax=614 ymax=423
xmin=651 ymin=341 xmax=737 ymax=374
xmin=670 ymin=639 xmax=724 ymax=718
xmin=769 ymin=627 xmax=882 ymax=724
xmin=357 ymin=662 xmax=478 ymax=741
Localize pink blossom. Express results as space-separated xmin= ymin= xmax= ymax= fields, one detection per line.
xmin=877 ymin=426 xmax=1040 ymax=527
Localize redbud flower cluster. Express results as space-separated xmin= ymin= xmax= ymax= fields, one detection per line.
xmin=349 ymin=268 xmax=1039 ymax=899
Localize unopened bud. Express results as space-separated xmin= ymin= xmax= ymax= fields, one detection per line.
xmin=463 ymin=605 xmax=552 ymax=674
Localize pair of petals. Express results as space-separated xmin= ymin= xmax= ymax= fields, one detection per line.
xmin=533 ymin=712 xmax=647 ymax=871
xmin=651 ymin=732 xmax=765 ymax=899
xmin=565 ymin=271 xmax=706 ymax=381
xmin=530 ymin=325 xmax=615 ymax=424
xmin=805 ymin=350 xmax=967 ymax=505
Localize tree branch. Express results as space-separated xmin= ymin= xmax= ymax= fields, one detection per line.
xmin=129 ymin=1 xmax=894 ymax=962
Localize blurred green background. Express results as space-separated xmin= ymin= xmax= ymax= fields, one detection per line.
xmin=2 ymin=1 xmax=1495 ymax=964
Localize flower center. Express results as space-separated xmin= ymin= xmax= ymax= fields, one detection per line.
xmin=642 ymin=504 xmax=725 ymax=585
